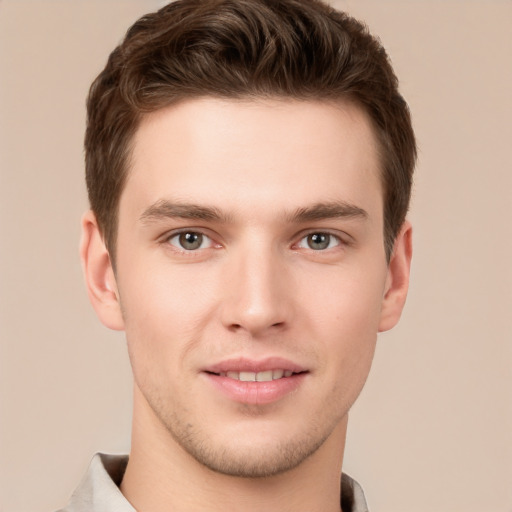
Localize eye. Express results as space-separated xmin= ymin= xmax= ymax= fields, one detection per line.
xmin=167 ymin=231 xmax=213 ymax=251
xmin=297 ymin=232 xmax=341 ymax=251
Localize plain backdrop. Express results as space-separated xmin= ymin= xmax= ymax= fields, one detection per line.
xmin=0 ymin=1 xmax=511 ymax=511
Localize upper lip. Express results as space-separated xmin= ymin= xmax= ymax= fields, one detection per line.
xmin=203 ymin=357 xmax=307 ymax=374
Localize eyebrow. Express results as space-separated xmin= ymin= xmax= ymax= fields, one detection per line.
xmin=287 ymin=201 xmax=368 ymax=223
xmin=139 ymin=199 xmax=368 ymax=224
xmin=139 ymin=199 xmax=231 ymax=224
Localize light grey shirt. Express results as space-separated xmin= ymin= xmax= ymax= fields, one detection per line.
xmin=58 ymin=453 xmax=369 ymax=512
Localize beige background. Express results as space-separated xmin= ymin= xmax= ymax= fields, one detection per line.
xmin=0 ymin=1 xmax=511 ymax=511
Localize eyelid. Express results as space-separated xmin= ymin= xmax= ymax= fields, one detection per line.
xmin=158 ymin=227 xmax=352 ymax=252
xmin=292 ymin=229 xmax=351 ymax=250
xmin=161 ymin=228 xmax=221 ymax=252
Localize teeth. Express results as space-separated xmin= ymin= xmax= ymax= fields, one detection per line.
xmin=256 ymin=370 xmax=273 ymax=382
xmin=239 ymin=371 xmax=256 ymax=382
xmin=221 ymin=370 xmax=295 ymax=381
xmin=272 ymin=369 xmax=284 ymax=379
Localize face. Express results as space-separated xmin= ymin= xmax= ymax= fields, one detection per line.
xmin=85 ymin=98 xmax=410 ymax=478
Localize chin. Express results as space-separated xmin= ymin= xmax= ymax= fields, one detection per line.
xmin=162 ymin=408 xmax=338 ymax=478
xmin=181 ymin=435 xmax=329 ymax=478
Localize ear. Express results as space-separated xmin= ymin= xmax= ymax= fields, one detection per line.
xmin=80 ymin=210 xmax=125 ymax=331
xmin=378 ymin=221 xmax=413 ymax=332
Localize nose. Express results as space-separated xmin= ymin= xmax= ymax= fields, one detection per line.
xmin=220 ymin=243 xmax=293 ymax=337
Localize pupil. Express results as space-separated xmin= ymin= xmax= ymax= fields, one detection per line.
xmin=180 ymin=232 xmax=202 ymax=250
xmin=308 ymin=233 xmax=329 ymax=250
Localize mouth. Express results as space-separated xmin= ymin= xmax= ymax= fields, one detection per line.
xmin=202 ymin=358 xmax=309 ymax=405
xmin=207 ymin=369 xmax=300 ymax=381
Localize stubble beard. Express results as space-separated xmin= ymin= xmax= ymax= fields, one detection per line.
xmin=147 ymin=393 xmax=336 ymax=479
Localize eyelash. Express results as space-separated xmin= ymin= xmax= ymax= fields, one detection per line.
xmin=161 ymin=229 xmax=349 ymax=254
xmin=294 ymin=231 xmax=344 ymax=251
xmin=165 ymin=230 xmax=218 ymax=253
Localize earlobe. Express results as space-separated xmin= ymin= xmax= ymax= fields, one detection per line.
xmin=80 ymin=210 xmax=125 ymax=331
xmin=378 ymin=221 xmax=413 ymax=333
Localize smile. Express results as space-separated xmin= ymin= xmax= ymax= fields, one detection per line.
xmin=203 ymin=358 xmax=308 ymax=405
xmin=218 ymin=370 xmax=295 ymax=382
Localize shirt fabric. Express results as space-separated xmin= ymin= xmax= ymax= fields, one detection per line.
xmin=57 ymin=453 xmax=369 ymax=512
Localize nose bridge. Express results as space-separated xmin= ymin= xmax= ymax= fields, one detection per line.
xmin=221 ymin=235 xmax=291 ymax=335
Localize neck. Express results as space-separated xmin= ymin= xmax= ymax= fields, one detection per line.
xmin=121 ymin=385 xmax=348 ymax=512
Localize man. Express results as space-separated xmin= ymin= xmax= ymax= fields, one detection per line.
xmin=61 ymin=0 xmax=415 ymax=510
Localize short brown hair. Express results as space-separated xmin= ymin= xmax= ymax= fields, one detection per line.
xmin=85 ymin=0 xmax=416 ymax=261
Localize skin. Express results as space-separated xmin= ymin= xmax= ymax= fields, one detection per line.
xmin=81 ymin=98 xmax=412 ymax=512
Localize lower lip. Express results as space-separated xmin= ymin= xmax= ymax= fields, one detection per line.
xmin=204 ymin=373 xmax=307 ymax=405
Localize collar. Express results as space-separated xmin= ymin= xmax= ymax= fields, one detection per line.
xmin=59 ymin=453 xmax=369 ymax=512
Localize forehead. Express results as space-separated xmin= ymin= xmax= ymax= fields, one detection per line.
xmin=122 ymin=97 xmax=383 ymax=222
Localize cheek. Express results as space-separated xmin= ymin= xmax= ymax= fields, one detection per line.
xmin=305 ymin=264 xmax=386 ymax=337
xmin=119 ymin=251 xmax=217 ymax=325
xmin=302 ymin=267 xmax=385 ymax=388
xmin=117 ymin=263 xmax=218 ymax=378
